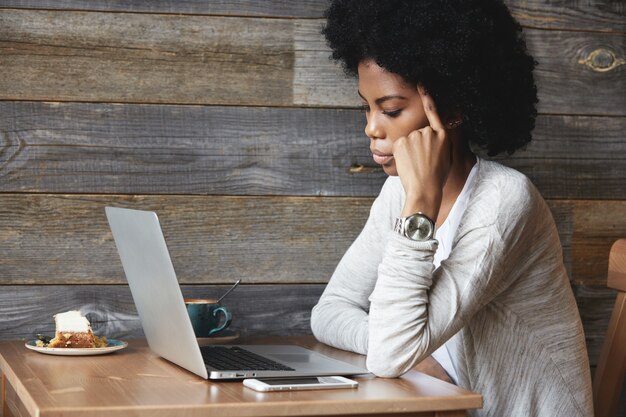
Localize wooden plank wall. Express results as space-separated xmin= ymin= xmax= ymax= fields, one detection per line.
xmin=0 ymin=0 xmax=624 ymax=407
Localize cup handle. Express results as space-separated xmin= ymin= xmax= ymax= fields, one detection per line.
xmin=208 ymin=307 xmax=232 ymax=336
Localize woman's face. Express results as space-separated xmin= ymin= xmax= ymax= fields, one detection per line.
xmin=358 ymin=59 xmax=430 ymax=176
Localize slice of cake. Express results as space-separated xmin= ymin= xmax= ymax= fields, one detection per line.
xmin=47 ymin=310 xmax=96 ymax=348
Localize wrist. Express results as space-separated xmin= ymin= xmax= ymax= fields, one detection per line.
xmin=394 ymin=211 xmax=436 ymax=241
xmin=401 ymin=192 xmax=441 ymax=220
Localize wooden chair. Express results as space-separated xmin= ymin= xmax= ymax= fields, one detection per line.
xmin=593 ymin=239 xmax=626 ymax=417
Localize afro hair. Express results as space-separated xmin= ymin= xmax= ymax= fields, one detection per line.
xmin=323 ymin=0 xmax=539 ymax=156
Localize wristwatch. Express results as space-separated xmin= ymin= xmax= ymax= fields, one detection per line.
xmin=394 ymin=212 xmax=436 ymax=241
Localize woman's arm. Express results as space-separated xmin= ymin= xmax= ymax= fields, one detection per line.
xmin=310 ymin=177 xmax=400 ymax=355
xmin=366 ymin=175 xmax=541 ymax=377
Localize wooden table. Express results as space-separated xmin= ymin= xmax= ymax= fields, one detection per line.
xmin=0 ymin=336 xmax=482 ymax=417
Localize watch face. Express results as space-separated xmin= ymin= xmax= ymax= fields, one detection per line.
xmin=405 ymin=215 xmax=434 ymax=240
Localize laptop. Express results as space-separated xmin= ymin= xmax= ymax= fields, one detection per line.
xmin=105 ymin=206 xmax=369 ymax=380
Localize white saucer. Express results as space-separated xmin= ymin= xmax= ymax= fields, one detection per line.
xmin=196 ymin=329 xmax=240 ymax=345
xmin=25 ymin=339 xmax=128 ymax=356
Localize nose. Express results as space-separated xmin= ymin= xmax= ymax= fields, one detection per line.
xmin=364 ymin=114 xmax=384 ymax=140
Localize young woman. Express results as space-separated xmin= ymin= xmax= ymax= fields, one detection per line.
xmin=310 ymin=1 xmax=593 ymax=416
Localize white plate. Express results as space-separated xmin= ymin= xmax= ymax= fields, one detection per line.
xmin=25 ymin=339 xmax=128 ymax=356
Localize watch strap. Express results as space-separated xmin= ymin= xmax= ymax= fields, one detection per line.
xmin=393 ymin=217 xmax=404 ymax=234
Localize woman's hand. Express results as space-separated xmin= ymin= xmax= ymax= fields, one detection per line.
xmin=392 ymin=86 xmax=453 ymax=220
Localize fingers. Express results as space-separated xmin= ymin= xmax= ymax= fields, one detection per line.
xmin=417 ymin=85 xmax=445 ymax=132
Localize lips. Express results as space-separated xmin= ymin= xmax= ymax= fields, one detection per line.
xmin=372 ymin=152 xmax=394 ymax=165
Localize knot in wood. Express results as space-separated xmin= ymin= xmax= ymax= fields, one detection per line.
xmin=348 ymin=164 xmax=381 ymax=174
xmin=578 ymin=48 xmax=625 ymax=73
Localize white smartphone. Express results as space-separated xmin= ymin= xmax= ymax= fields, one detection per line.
xmin=243 ymin=376 xmax=358 ymax=392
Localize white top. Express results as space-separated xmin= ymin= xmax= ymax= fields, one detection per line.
xmin=431 ymin=158 xmax=480 ymax=384
xmin=311 ymin=160 xmax=593 ymax=417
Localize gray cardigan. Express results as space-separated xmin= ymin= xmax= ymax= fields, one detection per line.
xmin=311 ymin=160 xmax=593 ymax=417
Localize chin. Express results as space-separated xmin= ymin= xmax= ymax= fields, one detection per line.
xmin=382 ymin=165 xmax=398 ymax=176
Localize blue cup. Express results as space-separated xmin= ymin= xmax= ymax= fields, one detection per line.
xmin=184 ymin=298 xmax=232 ymax=337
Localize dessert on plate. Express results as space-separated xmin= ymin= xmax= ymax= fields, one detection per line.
xmin=43 ymin=310 xmax=107 ymax=348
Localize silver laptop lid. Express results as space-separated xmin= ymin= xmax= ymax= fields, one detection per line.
xmin=105 ymin=207 xmax=209 ymax=379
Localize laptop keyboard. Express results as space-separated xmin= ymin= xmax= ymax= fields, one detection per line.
xmin=200 ymin=346 xmax=295 ymax=371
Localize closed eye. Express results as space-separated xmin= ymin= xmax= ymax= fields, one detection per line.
xmin=383 ymin=109 xmax=402 ymax=118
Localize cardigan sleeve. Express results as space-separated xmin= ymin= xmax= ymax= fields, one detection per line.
xmin=366 ymin=174 xmax=543 ymax=377
xmin=310 ymin=177 xmax=399 ymax=355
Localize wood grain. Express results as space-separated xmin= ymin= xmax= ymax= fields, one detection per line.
xmin=0 ymin=10 xmax=295 ymax=106
xmin=0 ymin=283 xmax=617 ymax=369
xmin=296 ymin=19 xmax=626 ymax=115
xmin=0 ymin=284 xmax=325 ymax=340
xmin=294 ymin=20 xmax=626 ymax=114
xmin=507 ymin=0 xmax=625 ymax=32
xmin=571 ymin=203 xmax=626 ymax=286
xmin=2 ymin=377 xmax=29 ymax=417
xmin=0 ymin=338 xmax=482 ymax=417
xmin=0 ymin=0 xmax=622 ymax=32
xmin=575 ymin=284 xmax=621 ymax=367
xmin=0 ymin=11 xmax=623 ymax=114
xmin=1 ymin=102 xmax=624 ymax=199
xmin=0 ymin=0 xmax=330 ymax=18
xmin=490 ymin=113 xmax=626 ymax=200
xmin=1 ymin=372 xmax=5 ymax=417
xmin=608 ymin=239 xmax=626 ymax=291
xmin=0 ymin=102 xmax=384 ymax=197
xmin=0 ymin=194 xmax=372 ymax=284
xmin=0 ymin=194 xmax=624 ymax=286
xmin=593 ymin=239 xmax=626 ymax=417
xmin=523 ymin=28 xmax=626 ymax=115
xmin=592 ymin=291 xmax=626 ymax=417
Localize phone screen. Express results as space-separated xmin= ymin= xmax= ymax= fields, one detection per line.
xmin=243 ymin=376 xmax=357 ymax=392
xmin=256 ymin=377 xmax=332 ymax=385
